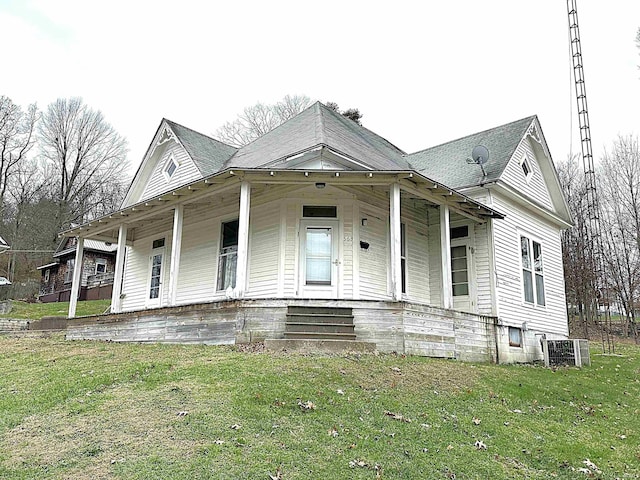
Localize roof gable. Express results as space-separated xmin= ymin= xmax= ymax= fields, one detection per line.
xmin=122 ymin=119 xmax=236 ymax=207
xmin=225 ymin=102 xmax=409 ymax=171
xmin=407 ymin=116 xmax=570 ymax=223
xmin=406 ymin=116 xmax=536 ymax=189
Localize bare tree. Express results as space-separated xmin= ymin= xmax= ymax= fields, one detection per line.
xmin=214 ymin=95 xmax=313 ymax=147
xmin=599 ymin=136 xmax=640 ymax=340
xmin=38 ymin=98 xmax=129 ymax=229
xmin=0 ymin=96 xmax=38 ymax=218
xmin=558 ymin=155 xmax=593 ymax=337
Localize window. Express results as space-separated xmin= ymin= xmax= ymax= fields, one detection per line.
xmin=95 ymin=258 xmax=107 ymax=275
xmin=64 ymin=259 xmax=75 ymax=284
xmin=44 ymin=269 xmax=50 ymax=283
xmin=450 ymin=225 xmax=469 ymax=239
xmin=303 ymin=205 xmax=337 ymax=218
xmin=217 ymin=219 xmax=239 ymax=291
xmin=305 ymin=227 xmax=332 ymax=285
xmin=149 ymin=238 xmax=165 ymax=300
xmin=520 ymin=235 xmax=545 ymax=306
xmin=520 ymin=155 xmax=533 ymax=182
xmin=163 ymin=155 xmax=179 ymax=180
xmin=509 ymin=326 xmax=522 ymax=347
xmin=400 ymin=223 xmax=406 ymax=294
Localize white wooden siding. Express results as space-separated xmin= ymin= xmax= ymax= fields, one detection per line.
xmin=490 ymin=191 xmax=568 ymax=336
xmin=247 ymin=201 xmax=280 ymax=298
xmin=501 ymin=138 xmax=554 ymax=211
xmin=175 ymin=219 xmax=218 ymax=304
xmin=341 ymin=205 xmax=354 ymax=299
xmin=121 ymin=230 xmax=172 ymax=312
xmin=358 ymin=204 xmax=391 ymax=300
xmin=140 ymin=142 xmax=202 ymax=203
xmin=283 ymin=202 xmax=299 ymax=297
xmin=473 ymin=221 xmax=493 ymax=315
xmin=428 ymin=207 xmax=442 ymax=308
xmin=401 ymin=201 xmax=430 ymax=304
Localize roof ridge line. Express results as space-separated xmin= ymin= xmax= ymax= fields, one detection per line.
xmin=407 ymin=115 xmax=537 ymax=157
xmin=316 ymin=102 xmax=327 ymax=145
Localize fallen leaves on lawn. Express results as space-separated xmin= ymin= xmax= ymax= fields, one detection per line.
xmin=297 ymin=399 xmax=316 ymax=411
xmin=472 ymin=417 xmax=481 ymax=425
xmin=268 ymin=466 xmax=283 ymax=479
xmin=384 ymin=410 xmax=411 ymax=423
xmin=474 ymin=440 xmax=487 ymax=450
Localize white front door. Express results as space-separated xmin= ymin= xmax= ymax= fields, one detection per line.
xmin=299 ymin=220 xmax=339 ymax=298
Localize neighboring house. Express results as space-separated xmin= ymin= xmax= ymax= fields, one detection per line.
xmin=37 ymin=237 xmax=117 ymax=303
xmin=61 ymin=102 xmax=572 ymax=363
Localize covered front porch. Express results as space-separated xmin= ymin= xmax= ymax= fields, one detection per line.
xmin=63 ymin=169 xmax=502 ymax=316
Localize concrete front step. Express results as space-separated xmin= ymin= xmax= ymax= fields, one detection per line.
xmin=286 ymin=313 xmax=354 ymax=324
xmin=265 ymin=338 xmax=376 ymax=354
xmin=287 ymin=306 xmax=353 ymax=316
xmin=285 ymin=322 xmax=355 ymax=334
xmin=284 ymin=332 xmax=357 ymax=341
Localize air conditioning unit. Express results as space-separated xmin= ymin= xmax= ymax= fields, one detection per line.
xmin=543 ymin=339 xmax=590 ymax=367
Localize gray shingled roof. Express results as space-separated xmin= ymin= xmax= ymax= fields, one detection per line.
xmin=406 ymin=116 xmax=536 ymax=189
xmin=225 ymin=102 xmax=410 ymax=170
xmin=165 ymin=119 xmax=237 ymax=176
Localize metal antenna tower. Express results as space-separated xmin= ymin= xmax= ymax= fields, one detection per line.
xmin=567 ymin=0 xmax=613 ymax=352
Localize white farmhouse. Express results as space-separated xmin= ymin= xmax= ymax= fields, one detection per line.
xmin=63 ymin=103 xmax=571 ymax=363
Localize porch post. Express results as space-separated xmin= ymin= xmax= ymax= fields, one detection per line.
xmin=110 ymin=224 xmax=128 ymax=313
xmin=235 ymin=181 xmax=251 ymax=298
xmin=440 ymin=204 xmax=453 ymax=309
xmin=390 ymin=182 xmax=402 ymax=301
xmin=168 ymin=205 xmax=184 ymax=306
xmin=68 ymin=237 xmax=84 ymax=318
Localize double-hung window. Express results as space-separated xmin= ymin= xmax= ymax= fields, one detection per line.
xmin=217 ymin=219 xmax=239 ymax=291
xmin=520 ymin=235 xmax=545 ymax=306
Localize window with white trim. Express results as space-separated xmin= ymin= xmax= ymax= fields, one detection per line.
xmin=217 ymin=219 xmax=239 ymax=291
xmin=163 ymin=155 xmax=179 ymax=181
xmin=520 ymin=154 xmax=533 ymax=182
xmin=400 ymin=223 xmax=406 ymax=294
xmin=44 ymin=269 xmax=50 ymax=283
xmin=64 ymin=259 xmax=75 ymax=284
xmin=520 ymin=235 xmax=545 ymax=306
xmin=95 ymin=258 xmax=107 ymax=275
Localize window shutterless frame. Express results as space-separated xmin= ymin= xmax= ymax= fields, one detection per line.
xmin=520 ymin=233 xmax=545 ymax=306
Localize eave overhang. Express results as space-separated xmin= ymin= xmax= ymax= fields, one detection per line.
xmin=60 ymin=168 xmax=505 ymax=241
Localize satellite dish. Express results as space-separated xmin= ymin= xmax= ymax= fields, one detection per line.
xmin=471 ymin=145 xmax=489 ymax=165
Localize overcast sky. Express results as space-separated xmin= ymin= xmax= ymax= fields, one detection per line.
xmin=2 ymin=0 xmax=639 ymax=177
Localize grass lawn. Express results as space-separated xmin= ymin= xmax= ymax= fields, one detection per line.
xmin=0 ymin=337 xmax=638 ymax=480
xmin=0 ymin=300 xmax=110 ymax=319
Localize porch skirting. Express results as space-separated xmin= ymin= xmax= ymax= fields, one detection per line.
xmin=65 ymin=299 xmax=499 ymax=362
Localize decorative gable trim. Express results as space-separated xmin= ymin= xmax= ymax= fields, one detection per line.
xmin=122 ymin=120 xmax=198 ymax=207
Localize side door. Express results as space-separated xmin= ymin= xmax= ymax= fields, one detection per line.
xmin=450 ymin=224 xmax=475 ymax=312
xmin=147 ymin=238 xmax=165 ymax=308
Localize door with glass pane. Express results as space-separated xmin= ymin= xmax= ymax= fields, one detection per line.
xmin=299 ymin=220 xmax=339 ymax=298
xmin=147 ymin=238 xmax=165 ymax=307
xmin=451 ymin=239 xmax=474 ymax=312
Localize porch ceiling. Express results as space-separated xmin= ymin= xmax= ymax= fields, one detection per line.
xmin=61 ymin=168 xmax=504 ymax=241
